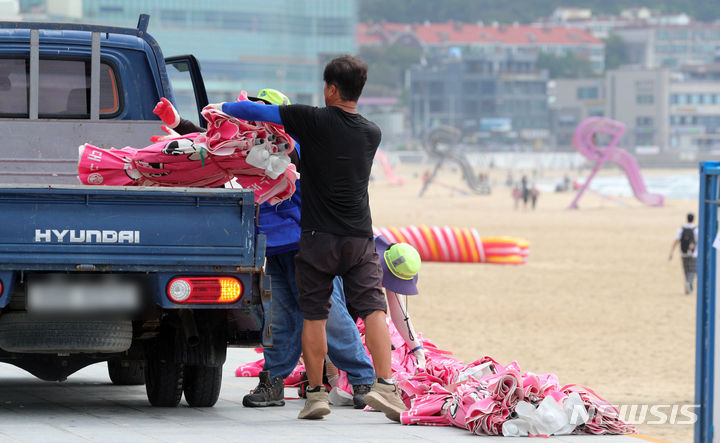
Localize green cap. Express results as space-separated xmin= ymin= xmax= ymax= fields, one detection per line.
xmin=384 ymin=243 xmax=421 ymax=281
xmin=256 ymin=88 xmax=291 ymax=106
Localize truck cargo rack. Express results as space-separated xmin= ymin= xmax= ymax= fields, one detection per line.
xmin=0 ymin=14 xmax=170 ymax=120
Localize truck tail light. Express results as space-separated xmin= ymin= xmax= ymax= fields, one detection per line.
xmin=167 ymin=277 xmax=242 ymax=304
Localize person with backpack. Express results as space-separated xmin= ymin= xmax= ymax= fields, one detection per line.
xmin=669 ymin=213 xmax=699 ymax=294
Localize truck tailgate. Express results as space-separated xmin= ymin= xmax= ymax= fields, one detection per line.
xmin=0 ymin=185 xmax=259 ymax=272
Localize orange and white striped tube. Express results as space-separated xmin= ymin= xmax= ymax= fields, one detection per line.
xmin=373 ymin=225 xmax=529 ymax=265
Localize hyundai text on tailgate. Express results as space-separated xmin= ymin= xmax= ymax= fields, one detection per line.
xmin=0 ymin=15 xmax=271 ymax=407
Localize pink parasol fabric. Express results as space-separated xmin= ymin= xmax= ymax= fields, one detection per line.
xmin=235 ymin=313 xmax=636 ymax=437
xmin=401 ymin=384 xmax=453 ymax=426
xmin=78 ymin=99 xmax=298 ymax=204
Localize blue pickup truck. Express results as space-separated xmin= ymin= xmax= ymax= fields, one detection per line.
xmin=0 ymin=15 xmax=270 ymax=407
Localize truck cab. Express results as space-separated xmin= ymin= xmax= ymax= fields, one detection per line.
xmin=0 ymin=15 xmax=270 ymax=407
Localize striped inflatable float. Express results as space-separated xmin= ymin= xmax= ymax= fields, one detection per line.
xmin=372 ymin=225 xmax=529 ymax=265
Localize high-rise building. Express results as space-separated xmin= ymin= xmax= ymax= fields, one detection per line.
xmin=36 ymin=0 xmax=358 ymax=105
xmin=0 ymin=0 xmax=20 ymax=19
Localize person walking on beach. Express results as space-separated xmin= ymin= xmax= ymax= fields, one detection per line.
xmin=669 ymin=213 xmax=698 ymax=294
xmin=521 ymin=174 xmax=530 ymax=210
xmin=530 ymin=184 xmax=539 ymax=210
xmin=212 ymin=55 xmax=407 ymax=422
xmin=512 ymin=184 xmax=521 ymax=210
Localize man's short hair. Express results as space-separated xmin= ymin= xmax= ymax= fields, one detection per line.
xmin=688 ymin=213 xmax=695 ymax=223
xmin=323 ymin=55 xmax=368 ymax=103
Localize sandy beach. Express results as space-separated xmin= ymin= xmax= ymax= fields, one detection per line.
xmin=369 ymin=164 xmax=697 ymax=442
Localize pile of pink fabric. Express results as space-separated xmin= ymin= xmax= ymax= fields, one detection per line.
xmin=398 ymin=354 xmax=635 ymax=436
xmin=236 ymin=318 xmax=635 ymax=437
xmin=77 ymin=101 xmax=298 ymax=204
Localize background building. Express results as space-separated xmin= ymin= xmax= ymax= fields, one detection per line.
xmin=668 ymin=66 xmax=720 ymax=152
xmin=550 ymin=66 xmax=720 ymax=157
xmin=359 ymin=21 xmax=605 ymax=73
xmin=613 ymin=24 xmax=720 ymax=68
xmin=408 ymin=53 xmax=549 ymax=147
xmin=605 ymin=67 xmax=670 ymax=151
xmin=19 ymin=0 xmax=358 ymax=106
xmin=548 ymin=78 xmax=606 ymax=150
xmin=0 ymin=0 xmax=20 ymax=19
xmin=535 ymin=7 xmax=692 ymax=39
xmin=606 ymin=66 xmax=720 ymax=155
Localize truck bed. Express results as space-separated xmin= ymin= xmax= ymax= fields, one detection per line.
xmin=0 ymin=120 xmax=164 ymax=184
xmin=0 ymin=184 xmax=260 ymax=272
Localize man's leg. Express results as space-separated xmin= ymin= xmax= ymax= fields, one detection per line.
xmin=360 ymin=311 xmax=407 ymax=423
xmin=340 ymin=237 xmax=407 ymax=422
xmin=302 ymin=318 xmax=328 ymax=388
xmin=297 ymin=317 xmax=332 ymax=420
xmin=243 ymin=251 xmax=303 ymax=407
xmin=326 ymin=276 xmax=375 ymax=407
xmin=294 ymin=232 xmax=337 ymax=419
xmin=688 ymin=256 xmax=697 ymax=292
xmin=682 ymin=256 xmax=693 ymax=294
xmin=363 ymin=310 xmax=393 ymax=379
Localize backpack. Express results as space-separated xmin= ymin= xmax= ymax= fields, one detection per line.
xmin=680 ymin=227 xmax=695 ymax=254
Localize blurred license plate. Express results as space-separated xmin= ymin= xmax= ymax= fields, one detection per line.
xmin=27 ymin=276 xmax=141 ymax=314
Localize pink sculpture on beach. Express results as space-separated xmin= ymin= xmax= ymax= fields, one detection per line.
xmin=569 ymin=117 xmax=664 ymax=209
xmin=374 ymin=149 xmax=405 ymax=186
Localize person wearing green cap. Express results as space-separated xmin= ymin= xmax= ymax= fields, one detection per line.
xmin=329 ymin=236 xmax=426 ymax=372
xmin=151 ymin=89 xmax=291 ymax=140
xmin=152 ymin=90 xmax=379 ymax=409
xmin=368 ymin=236 xmax=426 ymax=368
xmin=212 ymin=55 xmax=406 ymax=422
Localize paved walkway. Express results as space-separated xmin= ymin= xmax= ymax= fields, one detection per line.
xmin=0 ymin=349 xmax=656 ymax=442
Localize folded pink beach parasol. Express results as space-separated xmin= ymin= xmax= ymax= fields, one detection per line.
xmin=77 ymin=103 xmax=298 ymax=204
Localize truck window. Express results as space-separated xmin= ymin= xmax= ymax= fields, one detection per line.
xmin=0 ymin=58 xmax=121 ymax=118
xmin=166 ymin=59 xmax=204 ymax=128
xmin=0 ymin=59 xmax=28 ymax=116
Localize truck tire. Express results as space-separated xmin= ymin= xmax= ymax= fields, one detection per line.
xmin=0 ymin=313 xmax=132 ymax=353
xmin=183 ymin=364 xmax=222 ymax=407
xmin=145 ymin=354 xmax=184 ymax=407
xmin=107 ymin=360 xmax=145 ymax=385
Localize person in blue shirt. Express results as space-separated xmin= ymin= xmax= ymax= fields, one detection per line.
xmin=207 ymin=57 xmax=407 ymax=422
xmin=152 ymin=89 xmax=375 ymax=409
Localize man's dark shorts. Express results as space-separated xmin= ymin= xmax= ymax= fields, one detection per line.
xmin=294 ymin=231 xmax=387 ymax=320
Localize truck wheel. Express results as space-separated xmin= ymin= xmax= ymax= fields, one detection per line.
xmin=144 ymin=354 xmax=184 ymax=407
xmin=183 ymin=364 xmax=222 ymax=407
xmin=107 ymin=360 xmax=145 ymax=385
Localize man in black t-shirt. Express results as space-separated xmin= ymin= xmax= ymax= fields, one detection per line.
xmin=216 ymin=56 xmax=407 ymax=422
